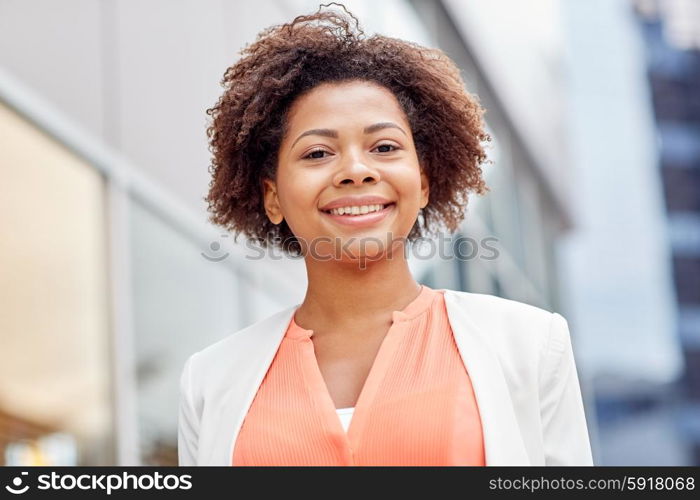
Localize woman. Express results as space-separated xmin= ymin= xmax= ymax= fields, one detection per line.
xmin=178 ymin=3 xmax=594 ymax=466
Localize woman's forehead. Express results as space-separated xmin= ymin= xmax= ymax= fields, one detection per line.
xmin=285 ymin=82 xmax=408 ymax=131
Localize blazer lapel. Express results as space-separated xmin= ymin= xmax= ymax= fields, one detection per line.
xmin=441 ymin=289 xmax=531 ymax=465
xmin=204 ymin=305 xmax=297 ymax=465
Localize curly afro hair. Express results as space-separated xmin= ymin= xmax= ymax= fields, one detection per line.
xmin=205 ymin=2 xmax=491 ymax=257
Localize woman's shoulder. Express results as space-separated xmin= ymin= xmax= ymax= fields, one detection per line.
xmin=441 ymin=287 xmax=560 ymax=326
xmin=441 ymin=288 xmax=571 ymax=363
xmin=183 ymin=303 xmax=298 ymax=378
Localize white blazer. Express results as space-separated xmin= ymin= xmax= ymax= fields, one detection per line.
xmin=178 ymin=288 xmax=594 ymax=466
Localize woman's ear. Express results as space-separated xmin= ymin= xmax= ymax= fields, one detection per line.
xmin=262 ymin=178 xmax=284 ymax=225
xmin=419 ymin=168 xmax=429 ymax=209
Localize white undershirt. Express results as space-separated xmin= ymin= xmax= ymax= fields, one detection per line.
xmin=335 ymin=407 xmax=355 ymax=432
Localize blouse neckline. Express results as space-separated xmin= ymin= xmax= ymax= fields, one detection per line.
xmin=287 ymin=284 xmax=439 ymax=340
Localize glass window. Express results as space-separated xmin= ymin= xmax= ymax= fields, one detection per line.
xmin=0 ymin=102 xmax=113 ymax=465
xmin=128 ymin=198 xmax=242 ymax=465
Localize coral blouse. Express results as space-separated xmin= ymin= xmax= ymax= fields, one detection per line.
xmin=232 ymin=284 xmax=485 ymax=466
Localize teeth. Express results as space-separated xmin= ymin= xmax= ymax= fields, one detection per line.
xmin=328 ymin=204 xmax=387 ymax=216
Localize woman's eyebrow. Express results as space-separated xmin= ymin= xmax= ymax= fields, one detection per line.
xmin=364 ymin=121 xmax=407 ymax=136
xmin=291 ymin=122 xmax=407 ymax=148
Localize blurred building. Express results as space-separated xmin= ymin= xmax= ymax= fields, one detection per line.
xmin=633 ymin=0 xmax=700 ymax=464
xmin=559 ymin=0 xmax=688 ymax=465
xmin=2 ymin=0 xmax=687 ymax=466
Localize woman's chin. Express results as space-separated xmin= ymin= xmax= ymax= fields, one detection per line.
xmin=299 ymin=237 xmax=391 ymax=264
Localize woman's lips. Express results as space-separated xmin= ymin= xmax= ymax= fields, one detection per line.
xmin=320 ymin=203 xmax=395 ymax=227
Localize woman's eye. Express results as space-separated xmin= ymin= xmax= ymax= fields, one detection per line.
xmin=304 ymin=149 xmax=329 ymax=160
xmin=374 ymin=144 xmax=398 ymax=153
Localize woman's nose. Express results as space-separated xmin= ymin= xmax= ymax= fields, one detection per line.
xmin=334 ymin=154 xmax=380 ymax=186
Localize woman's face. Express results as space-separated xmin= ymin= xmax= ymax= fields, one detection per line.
xmin=264 ymin=79 xmax=429 ymax=262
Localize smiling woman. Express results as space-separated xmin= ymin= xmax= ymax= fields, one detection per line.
xmin=179 ymin=2 xmax=594 ymax=467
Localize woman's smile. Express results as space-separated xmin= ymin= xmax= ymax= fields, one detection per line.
xmin=318 ymin=194 xmax=398 ymax=229
xmin=320 ymin=201 xmax=396 ymax=228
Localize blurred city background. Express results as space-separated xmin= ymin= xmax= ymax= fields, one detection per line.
xmin=0 ymin=0 xmax=698 ymax=466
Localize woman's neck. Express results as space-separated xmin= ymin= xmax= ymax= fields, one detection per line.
xmin=295 ymin=252 xmax=421 ymax=333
